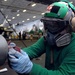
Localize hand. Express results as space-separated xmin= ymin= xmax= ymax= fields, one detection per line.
xmin=8 ymin=42 xmax=21 ymax=52
xmin=8 ymin=48 xmax=33 ymax=74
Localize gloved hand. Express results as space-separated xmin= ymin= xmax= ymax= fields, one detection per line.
xmin=8 ymin=42 xmax=21 ymax=52
xmin=8 ymin=48 xmax=33 ymax=74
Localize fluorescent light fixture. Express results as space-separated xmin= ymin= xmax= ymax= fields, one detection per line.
xmin=22 ymin=20 xmax=25 ymax=22
xmin=27 ymin=18 xmax=30 ymax=20
xmin=12 ymin=17 xmax=15 ymax=19
xmin=41 ymin=13 xmax=45 ymax=15
xmin=0 ymin=24 xmax=3 ymax=26
xmin=23 ymin=10 xmax=26 ymax=12
xmin=31 ymin=3 xmax=36 ymax=7
xmin=17 ymin=14 xmax=20 ymax=16
xmin=4 ymin=28 xmax=7 ymax=30
xmin=8 ymin=19 xmax=11 ymax=21
xmin=4 ymin=0 xmax=7 ymax=1
xmin=33 ymin=16 xmax=36 ymax=18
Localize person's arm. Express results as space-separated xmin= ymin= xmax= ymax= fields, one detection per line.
xmin=22 ymin=37 xmax=46 ymax=59
xmin=8 ymin=41 xmax=75 ymax=75
xmin=29 ymin=46 xmax=75 ymax=75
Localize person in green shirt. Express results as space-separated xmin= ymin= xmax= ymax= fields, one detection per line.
xmin=8 ymin=1 xmax=75 ymax=75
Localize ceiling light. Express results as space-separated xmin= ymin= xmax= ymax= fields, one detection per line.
xmin=33 ymin=16 xmax=36 ymax=18
xmin=0 ymin=24 xmax=3 ymax=26
xmin=41 ymin=13 xmax=45 ymax=15
xmin=8 ymin=19 xmax=11 ymax=21
xmin=4 ymin=28 xmax=7 ymax=30
xmin=22 ymin=20 xmax=25 ymax=22
xmin=31 ymin=3 xmax=36 ymax=7
xmin=27 ymin=18 xmax=30 ymax=20
xmin=12 ymin=17 xmax=15 ymax=19
xmin=23 ymin=10 xmax=26 ymax=12
xmin=17 ymin=14 xmax=20 ymax=16
xmin=4 ymin=0 xmax=7 ymax=1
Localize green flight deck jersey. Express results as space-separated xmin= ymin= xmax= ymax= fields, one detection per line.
xmin=23 ymin=32 xmax=75 ymax=75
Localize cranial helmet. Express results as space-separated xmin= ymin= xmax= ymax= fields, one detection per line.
xmin=41 ymin=2 xmax=75 ymax=34
xmin=45 ymin=1 xmax=75 ymax=20
xmin=45 ymin=2 xmax=70 ymax=19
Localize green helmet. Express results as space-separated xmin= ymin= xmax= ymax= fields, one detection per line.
xmin=41 ymin=2 xmax=75 ymax=34
xmin=44 ymin=2 xmax=72 ymax=19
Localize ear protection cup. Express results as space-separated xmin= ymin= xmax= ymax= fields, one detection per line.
xmin=64 ymin=8 xmax=75 ymax=31
xmin=71 ymin=17 xmax=75 ymax=31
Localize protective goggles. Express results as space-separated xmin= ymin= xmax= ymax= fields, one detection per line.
xmin=41 ymin=17 xmax=69 ymax=34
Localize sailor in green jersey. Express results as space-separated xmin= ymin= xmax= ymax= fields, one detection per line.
xmin=8 ymin=1 xmax=75 ymax=75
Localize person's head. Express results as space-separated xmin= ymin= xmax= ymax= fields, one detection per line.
xmin=41 ymin=1 xmax=75 ymax=47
